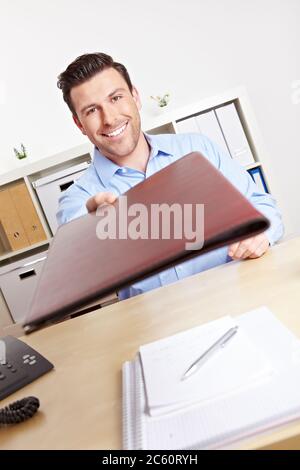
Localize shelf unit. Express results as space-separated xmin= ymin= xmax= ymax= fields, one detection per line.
xmin=0 ymin=86 xmax=271 ymax=326
xmin=143 ymin=87 xmax=269 ymax=182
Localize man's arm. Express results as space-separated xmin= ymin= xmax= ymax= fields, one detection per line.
xmin=200 ymin=135 xmax=284 ymax=258
xmin=56 ymin=184 xmax=90 ymax=226
xmin=56 ymin=182 xmax=117 ymax=226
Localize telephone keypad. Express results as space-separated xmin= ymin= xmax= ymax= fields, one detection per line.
xmin=0 ymin=336 xmax=54 ymax=401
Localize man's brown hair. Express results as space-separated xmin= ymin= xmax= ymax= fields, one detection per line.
xmin=57 ymin=52 xmax=133 ymax=115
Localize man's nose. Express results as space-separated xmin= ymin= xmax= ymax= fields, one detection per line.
xmin=101 ymin=104 xmax=118 ymax=127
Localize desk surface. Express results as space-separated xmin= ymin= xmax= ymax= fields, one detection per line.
xmin=1 ymin=236 xmax=300 ymax=450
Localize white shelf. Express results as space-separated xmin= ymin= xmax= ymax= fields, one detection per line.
xmin=0 ymin=142 xmax=93 ymax=186
xmin=0 ymin=239 xmax=51 ymax=263
xmin=246 ymin=162 xmax=262 ymax=171
xmin=142 ymin=86 xmax=247 ymax=131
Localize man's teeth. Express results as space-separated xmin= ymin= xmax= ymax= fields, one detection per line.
xmin=105 ymin=123 xmax=127 ymax=137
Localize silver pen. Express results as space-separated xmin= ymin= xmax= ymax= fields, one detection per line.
xmin=181 ymin=325 xmax=239 ymax=381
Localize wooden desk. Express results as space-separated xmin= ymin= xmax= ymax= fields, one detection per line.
xmin=1 ymin=236 xmax=300 ymax=450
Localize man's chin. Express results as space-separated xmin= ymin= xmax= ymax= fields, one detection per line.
xmin=97 ymin=136 xmax=140 ymax=158
xmin=97 ymin=144 xmax=137 ymax=161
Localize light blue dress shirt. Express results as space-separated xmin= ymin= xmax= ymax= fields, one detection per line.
xmin=57 ymin=133 xmax=284 ymax=300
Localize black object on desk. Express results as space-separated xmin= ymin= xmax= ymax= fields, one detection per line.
xmin=0 ymin=335 xmax=54 ymax=401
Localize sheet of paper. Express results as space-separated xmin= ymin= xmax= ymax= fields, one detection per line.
xmin=140 ymin=315 xmax=273 ymax=415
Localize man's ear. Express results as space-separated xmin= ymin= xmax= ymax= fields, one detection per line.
xmin=73 ymin=114 xmax=86 ymax=135
xmin=132 ymin=86 xmax=142 ymax=110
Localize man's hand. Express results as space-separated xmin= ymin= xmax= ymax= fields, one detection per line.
xmin=228 ymin=233 xmax=270 ymax=260
xmin=86 ymin=192 xmax=117 ymax=212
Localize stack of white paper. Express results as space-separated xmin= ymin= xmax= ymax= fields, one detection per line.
xmin=140 ymin=315 xmax=273 ymax=416
xmin=122 ymin=307 xmax=300 ymax=450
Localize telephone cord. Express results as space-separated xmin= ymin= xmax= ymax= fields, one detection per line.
xmin=0 ymin=396 xmax=40 ymax=425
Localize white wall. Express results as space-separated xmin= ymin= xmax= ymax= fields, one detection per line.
xmin=0 ymin=0 xmax=299 ymax=236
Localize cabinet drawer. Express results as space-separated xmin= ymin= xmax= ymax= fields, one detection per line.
xmin=33 ymin=162 xmax=89 ymax=234
xmin=0 ymin=253 xmax=47 ymax=323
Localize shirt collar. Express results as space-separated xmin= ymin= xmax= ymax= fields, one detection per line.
xmin=93 ymin=133 xmax=172 ymax=186
xmin=144 ymin=133 xmax=173 ymax=159
xmin=93 ymin=147 xmax=121 ymax=187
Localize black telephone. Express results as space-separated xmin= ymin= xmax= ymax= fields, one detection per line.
xmin=0 ymin=335 xmax=54 ymax=424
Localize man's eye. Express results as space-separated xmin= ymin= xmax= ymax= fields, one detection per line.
xmin=112 ymin=95 xmax=122 ymax=103
xmin=87 ymin=107 xmax=96 ymax=115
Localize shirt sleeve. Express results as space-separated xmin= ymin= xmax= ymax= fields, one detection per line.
xmin=199 ymin=134 xmax=284 ymax=245
xmin=56 ymin=183 xmax=90 ymax=226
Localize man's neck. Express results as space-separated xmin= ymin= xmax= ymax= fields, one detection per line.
xmin=123 ymin=132 xmax=151 ymax=172
xmin=100 ymin=132 xmax=151 ymax=173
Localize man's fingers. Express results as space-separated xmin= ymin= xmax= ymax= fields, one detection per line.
xmin=228 ymin=239 xmax=252 ymax=259
xmin=248 ymin=238 xmax=269 ymax=259
xmin=86 ymin=192 xmax=117 ymax=212
xmin=95 ymin=192 xmax=117 ymax=205
xmin=232 ymin=241 xmax=250 ymax=259
xmin=228 ymin=242 xmax=240 ymax=258
xmin=228 ymin=234 xmax=269 ymax=260
xmin=238 ymin=239 xmax=257 ymax=259
xmin=86 ymin=198 xmax=97 ymax=213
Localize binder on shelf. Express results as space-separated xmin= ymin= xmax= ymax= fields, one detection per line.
xmin=215 ymin=103 xmax=255 ymax=166
xmin=123 ymin=307 xmax=300 ymax=450
xmin=0 ymin=220 xmax=11 ymax=254
xmin=175 ymin=116 xmax=199 ymax=134
xmin=175 ymin=111 xmax=231 ymax=159
xmin=0 ymin=188 xmax=30 ymax=251
xmin=247 ymin=166 xmax=269 ymax=193
xmin=9 ymin=181 xmax=47 ymax=245
xmin=195 ymin=111 xmax=231 ymax=159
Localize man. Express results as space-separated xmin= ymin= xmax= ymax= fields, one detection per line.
xmin=57 ymin=52 xmax=284 ymax=299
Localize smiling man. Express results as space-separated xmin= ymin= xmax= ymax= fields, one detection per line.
xmin=71 ymin=67 xmax=148 ymax=172
xmin=56 ymin=52 xmax=284 ymax=300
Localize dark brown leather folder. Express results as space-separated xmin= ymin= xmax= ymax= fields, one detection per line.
xmin=24 ymin=152 xmax=270 ymax=332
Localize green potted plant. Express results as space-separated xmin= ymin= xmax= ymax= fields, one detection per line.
xmin=150 ymin=93 xmax=170 ymax=108
xmin=13 ymin=143 xmax=27 ymax=160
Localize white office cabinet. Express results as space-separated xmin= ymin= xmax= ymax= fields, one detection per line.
xmin=33 ymin=161 xmax=90 ymax=235
xmin=215 ymin=103 xmax=255 ymax=166
xmin=0 ymin=252 xmax=47 ymax=323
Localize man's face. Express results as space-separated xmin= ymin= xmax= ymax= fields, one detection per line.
xmin=71 ymin=67 xmax=142 ymax=162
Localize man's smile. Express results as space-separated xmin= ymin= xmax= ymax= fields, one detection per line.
xmin=102 ymin=121 xmax=128 ymax=138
